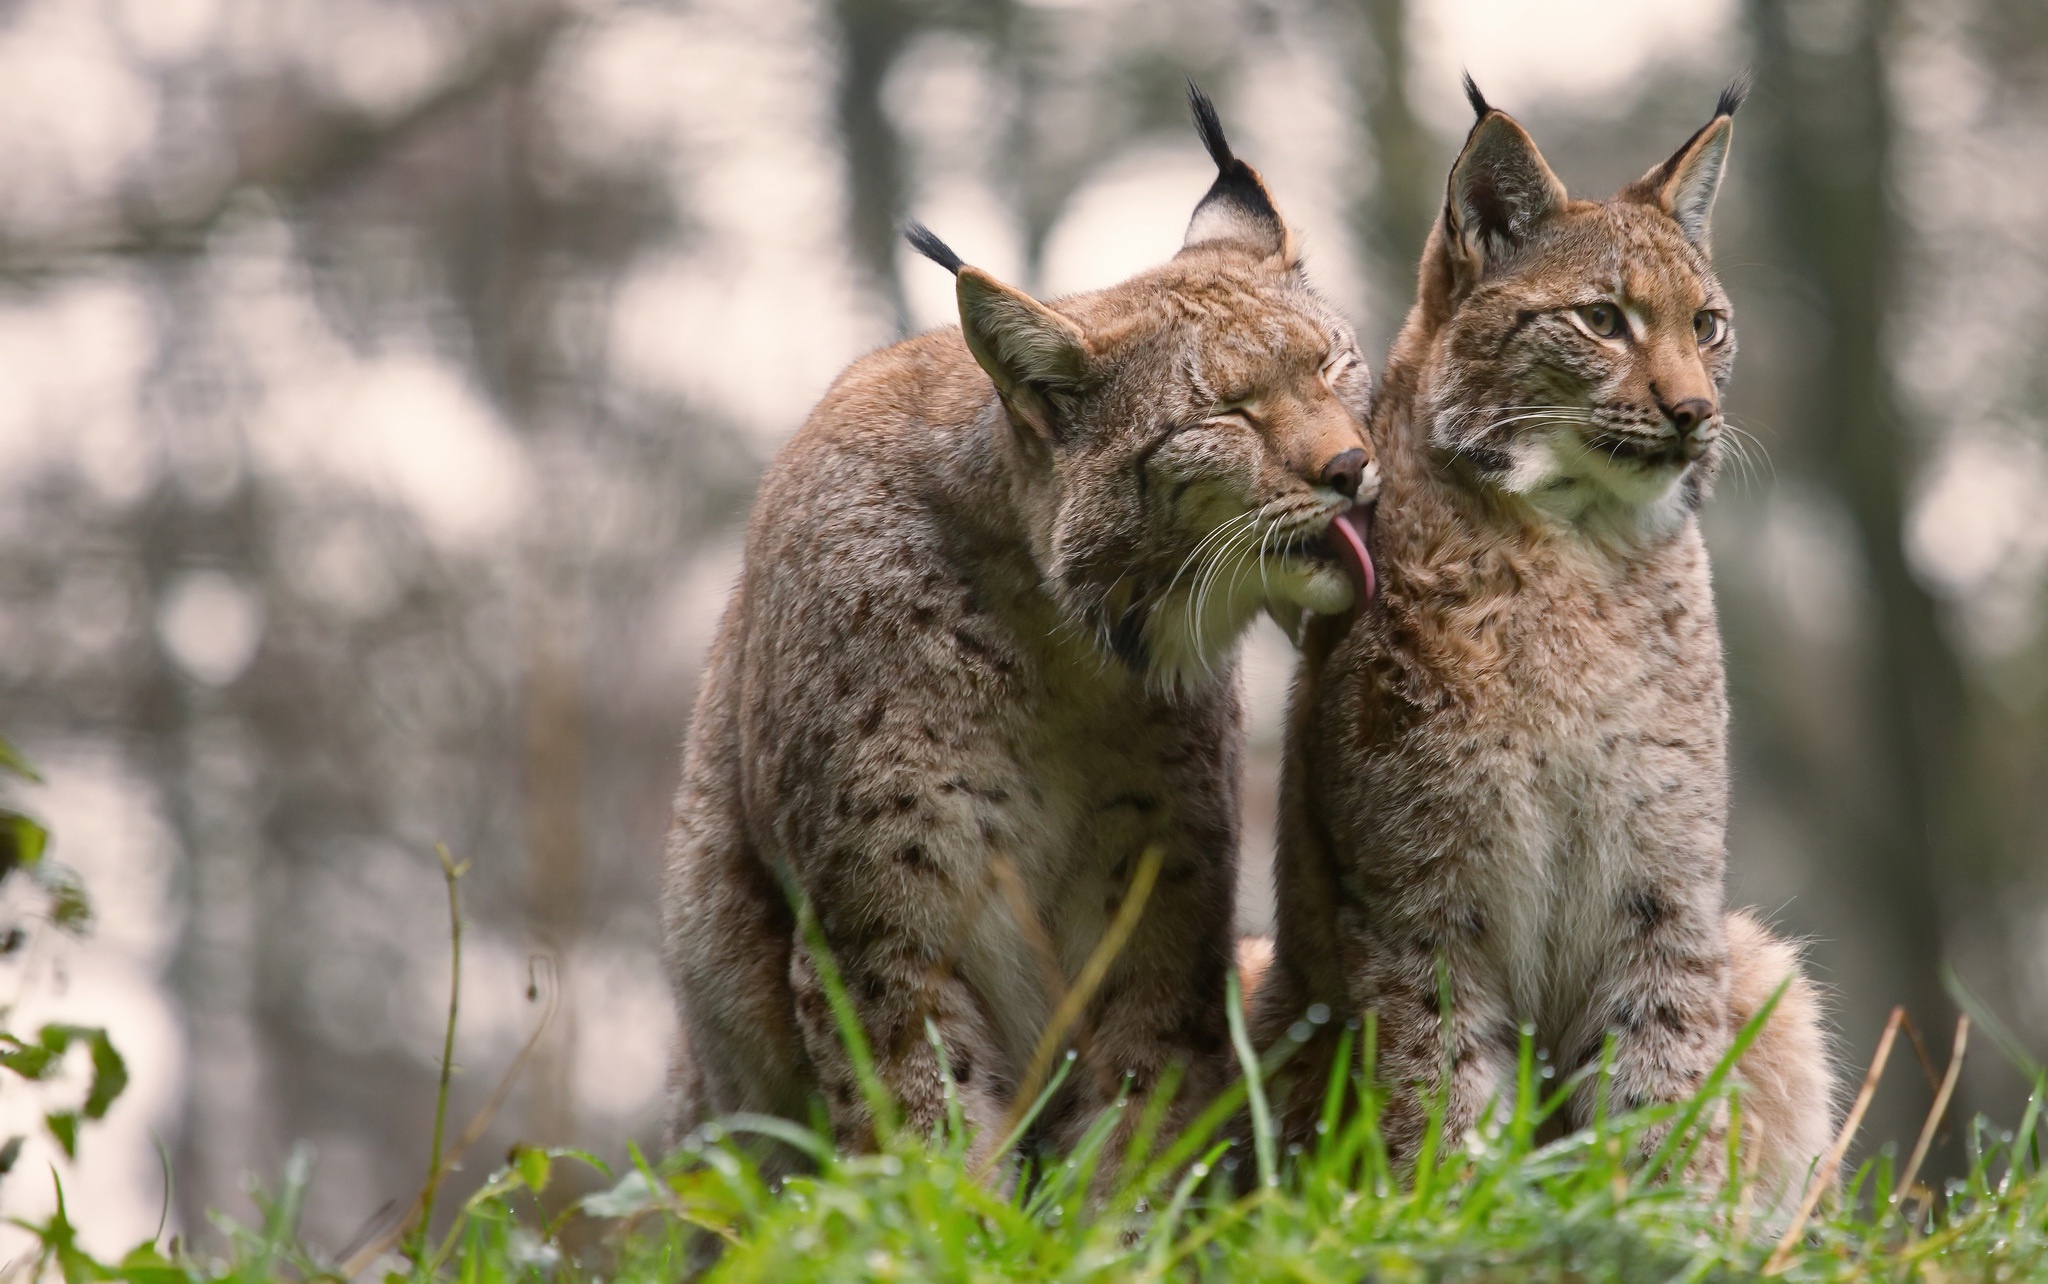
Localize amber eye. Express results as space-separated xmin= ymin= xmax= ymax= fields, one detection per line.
xmin=1693 ymin=310 xmax=1727 ymax=345
xmin=1577 ymin=303 xmax=1626 ymax=339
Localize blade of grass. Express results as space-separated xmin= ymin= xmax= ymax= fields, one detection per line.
xmin=1764 ymin=1005 xmax=1902 ymax=1275
xmin=984 ymin=845 xmax=1162 ymax=1179
xmin=1225 ymin=969 xmax=1276 ymax=1189
xmin=1316 ymin=1023 xmax=1355 ymax=1158
xmin=336 ymin=953 xmax=560 ymax=1278
xmin=410 ymin=843 xmax=468 ymax=1263
xmin=1642 ymin=978 xmax=1786 ymax=1185
xmin=1893 ymin=1014 xmax=1968 ymax=1214
xmin=794 ymin=898 xmax=896 ymax=1142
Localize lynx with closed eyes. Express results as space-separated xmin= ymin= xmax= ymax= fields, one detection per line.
xmin=662 ymin=89 xmax=1376 ymax=1179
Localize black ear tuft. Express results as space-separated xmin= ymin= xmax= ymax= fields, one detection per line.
xmin=1462 ymin=71 xmax=1492 ymax=119
xmin=904 ymin=222 xmax=963 ymax=276
xmin=1181 ymin=83 xmax=1293 ymax=260
xmin=1715 ymin=72 xmax=1750 ymax=119
xmin=1187 ymin=80 xmax=1234 ymax=169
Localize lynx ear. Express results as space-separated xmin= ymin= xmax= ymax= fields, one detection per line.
xmin=1181 ymin=83 xmax=1298 ymax=264
xmin=1441 ymin=78 xmax=1568 ymax=293
xmin=1629 ymin=79 xmax=1744 ymax=246
xmin=906 ymin=223 xmax=1090 ymax=440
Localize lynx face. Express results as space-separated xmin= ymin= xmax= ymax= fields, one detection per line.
xmin=1420 ymin=87 xmax=1741 ymax=538
xmin=912 ymin=95 xmax=1376 ymax=692
xmin=1053 ymin=260 xmax=1377 ymax=690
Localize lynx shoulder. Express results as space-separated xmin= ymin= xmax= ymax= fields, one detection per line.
xmin=663 ymin=91 xmax=1378 ymax=1170
xmin=1256 ymin=80 xmax=1835 ymax=1193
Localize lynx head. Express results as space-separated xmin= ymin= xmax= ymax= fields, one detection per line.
xmin=1411 ymin=77 xmax=1745 ymax=539
xmin=908 ymin=85 xmax=1376 ymax=693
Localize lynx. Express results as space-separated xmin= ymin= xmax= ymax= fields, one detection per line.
xmin=662 ymin=91 xmax=1379 ymax=1169
xmin=1252 ymin=81 xmax=1835 ymax=1193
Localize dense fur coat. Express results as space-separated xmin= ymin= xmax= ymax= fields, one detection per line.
xmin=1253 ymin=85 xmax=1835 ymax=1193
xmin=663 ymin=101 xmax=1380 ymax=1170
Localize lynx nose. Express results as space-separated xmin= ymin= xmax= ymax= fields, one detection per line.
xmin=1666 ymin=398 xmax=1715 ymax=437
xmin=1320 ymin=448 xmax=1369 ymax=498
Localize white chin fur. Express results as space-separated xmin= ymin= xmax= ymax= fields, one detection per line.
xmin=1511 ymin=432 xmax=1692 ymax=536
xmin=1142 ymin=556 xmax=1354 ymax=692
xmin=1277 ymin=561 xmax=1355 ymax=616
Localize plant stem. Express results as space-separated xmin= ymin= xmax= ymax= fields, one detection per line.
xmin=412 ymin=843 xmax=466 ymax=1263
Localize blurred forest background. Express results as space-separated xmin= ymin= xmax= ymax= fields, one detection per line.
xmin=2 ymin=0 xmax=2046 ymax=1257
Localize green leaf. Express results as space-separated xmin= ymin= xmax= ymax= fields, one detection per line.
xmin=45 ymin=1111 xmax=78 ymax=1159
xmin=0 ymin=735 xmax=40 ymax=784
xmin=0 ymin=1035 xmax=57 ymax=1080
xmin=1 ymin=810 xmax=48 ymax=879
xmin=81 ymin=1031 xmax=128 ymax=1120
xmin=38 ymin=869 xmax=91 ymax=935
xmin=513 ymin=1143 xmax=552 ymax=1194
xmin=115 ymin=1243 xmax=190 ymax=1284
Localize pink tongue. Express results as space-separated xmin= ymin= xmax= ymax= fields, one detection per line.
xmin=1331 ymin=508 xmax=1376 ymax=606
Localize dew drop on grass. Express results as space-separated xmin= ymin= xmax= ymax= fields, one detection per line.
xmin=1307 ymin=1003 xmax=1331 ymax=1025
xmin=1540 ymin=1065 xmax=1556 ymax=1080
xmin=1289 ymin=1021 xmax=1313 ymax=1043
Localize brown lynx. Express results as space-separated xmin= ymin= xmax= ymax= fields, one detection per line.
xmin=662 ymin=92 xmax=1379 ymax=1170
xmin=1252 ymin=81 xmax=1835 ymax=1192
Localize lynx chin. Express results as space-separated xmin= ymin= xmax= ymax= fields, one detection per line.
xmin=662 ymin=88 xmax=1377 ymax=1174
xmin=1250 ymin=78 xmax=1836 ymax=1196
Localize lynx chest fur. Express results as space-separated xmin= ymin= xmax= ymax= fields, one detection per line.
xmin=1313 ymin=487 xmax=1727 ymax=1055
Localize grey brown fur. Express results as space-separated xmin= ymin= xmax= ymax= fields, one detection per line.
xmin=663 ymin=102 xmax=1379 ymax=1170
xmin=1253 ymin=88 xmax=1835 ymax=1193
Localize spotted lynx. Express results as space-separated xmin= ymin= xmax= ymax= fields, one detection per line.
xmin=1252 ymin=81 xmax=1834 ymax=1192
xmin=662 ymin=92 xmax=1379 ymax=1169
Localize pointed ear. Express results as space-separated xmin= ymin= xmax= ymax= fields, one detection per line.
xmin=1628 ymin=82 xmax=1743 ymax=245
xmin=1180 ymin=83 xmax=1297 ymax=264
xmin=905 ymin=223 xmax=1092 ymax=440
xmin=1441 ymin=103 xmax=1568 ymax=293
xmin=957 ymin=268 xmax=1090 ymax=439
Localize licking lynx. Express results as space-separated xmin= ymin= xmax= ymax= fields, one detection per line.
xmin=1253 ymin=81 xmax=1835 ymax=1192
xmin=662 ymin=92 xmax=1378 ymax=1170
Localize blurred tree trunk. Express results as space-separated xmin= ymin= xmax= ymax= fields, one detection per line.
xmin=832 ymin=0 xmax=917 ymax=333
xmin=481 ymin=72 xmax=586 ymax=1150
xmin=1345 ymin=0 xmax=1435 ymax=354
xmin=1746 ymin=0 xmax=1963 ymax=1152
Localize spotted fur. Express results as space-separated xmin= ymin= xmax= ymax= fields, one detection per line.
xmin=663 ymin=96 xmax=1376 ymax=1173
xmin=1253 ymin=85 xmax=1835 ymax=1194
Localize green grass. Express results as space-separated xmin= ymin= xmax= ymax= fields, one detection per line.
xmin=12 ymin=832 xmax=2045 ymax=1281
xmin=17 ymin=1016 xmax=2048 ymax=1283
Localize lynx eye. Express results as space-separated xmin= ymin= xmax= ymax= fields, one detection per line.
xmin=1693 ymin=310 xmax=1727 ymax=346
xmin=1576 ymin=302 xmax=1627 ymax=339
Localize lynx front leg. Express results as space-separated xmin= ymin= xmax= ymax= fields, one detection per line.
xmin=783 ymin=837 xmax=1018 ymax=1159
xmin=1052 ymin=848 xmax=1238 ymax=1171
xmin=788 ymin=920 xmax=1012 ymax=1161
xmin=1575 ymin=890 xmax=1734 ymax=1184
xmin=1349 ymin=934 xmax=1516 ymax=1167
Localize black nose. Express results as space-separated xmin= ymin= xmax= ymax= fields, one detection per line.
xmin=1667 ymin=398 xmax=1715 ymax=436
xmin=1320 ymin=448 xmax=1368 ymax=498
